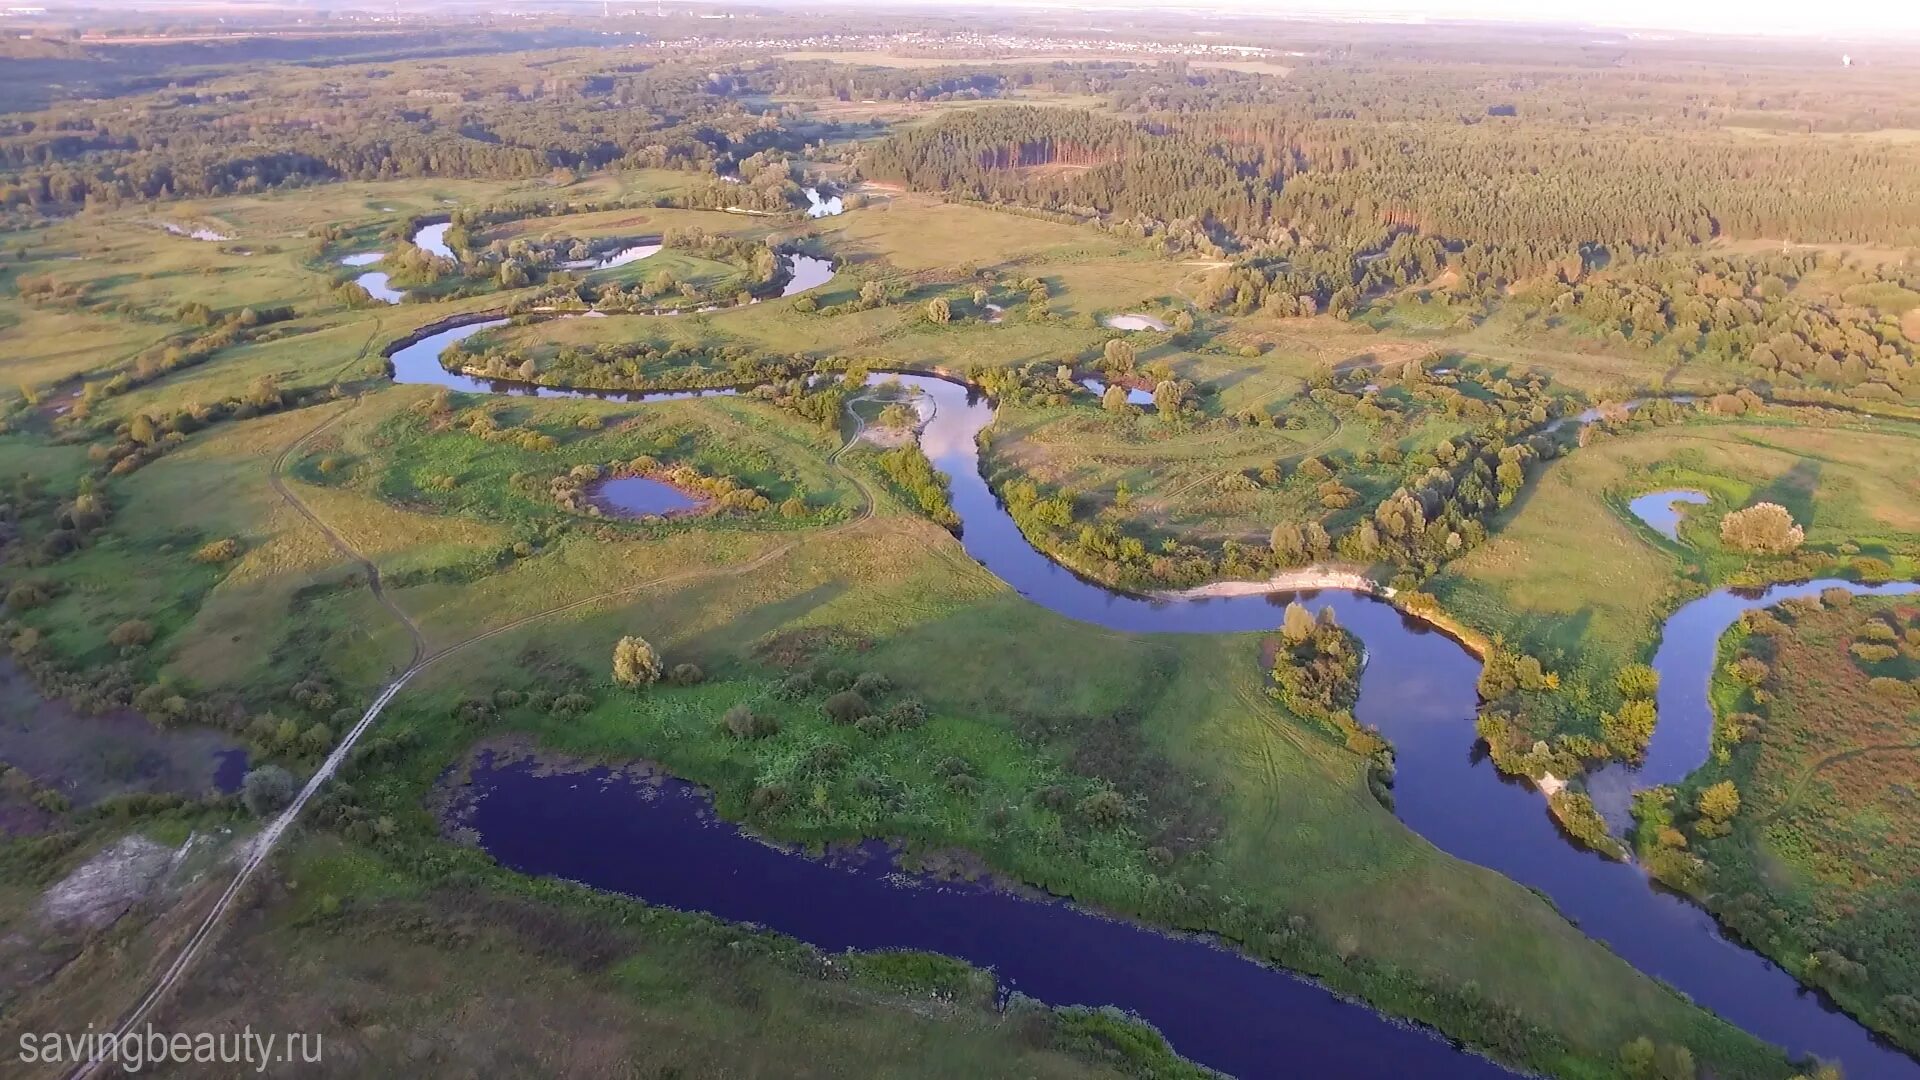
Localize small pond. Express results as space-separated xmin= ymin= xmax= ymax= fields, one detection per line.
xmin=1078 ymin=377 xmax=1156 ymax=406
xmin=1627 ymin=489 xmax=1711 ymax=541
xmin=413 ymin=221 xmax=455 ymax=259
xmin=804 ymin=187 xmax=845 ymax=218
xmin=587 ymin=475 xmax=704 ymax=518
xmin=781 ymin=253 xmax=835 ymax=297
xmin=1102 ymin=313 xmax=1170 ymax=331
xmin=0 ymin=660 xmax=248 ymax=808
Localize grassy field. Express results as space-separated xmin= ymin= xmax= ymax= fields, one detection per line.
xmin=1434 ymin=413 xmax=1920 ymax=745
xmin=0 ymin=174 xmax=1862 ymax=1078
xmin=1667 ymin=595 xmax=1920 ymax=1050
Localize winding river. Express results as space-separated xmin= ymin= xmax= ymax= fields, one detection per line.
xmin=387 ymin=305 xmax=1920 ymax=1077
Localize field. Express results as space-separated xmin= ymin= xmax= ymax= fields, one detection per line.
xmin=8 ymin=28 xmax=1920 ymax=1077
xmin=1675 ymin=595 xmax=1920 ymax=1045
xmin=1433 ymin=414 xmax=1920 ymax=745
xmin=0 ymin=178 xmax=1796 ymax=1072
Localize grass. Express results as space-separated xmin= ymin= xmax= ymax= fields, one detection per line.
xmin=1670 ymin=595 xmax=1920 ymax=1050
xmin=0 ymin=175 xmax=1852 ymax=1079
xmin=1434 ymin=413 xmax=1920 ymax=742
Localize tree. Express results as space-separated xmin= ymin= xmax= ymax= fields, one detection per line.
xmin=242 ymin=765 xmax=295 ymax=817
xmin=1102 ymin=383 xmax=1131 ymax=414
xmin=1697 ymin=780 xmax=1741 ymax=830
xmin=1603 ymin=698 xmax=1658 ymax=759
xmin=108 ymin=619 xmax=155 ymax=649
xmin=1616 ymin=663 xmax=1660 ymax=699
xmin=1102 ymin=338 xmax=1136 ymax=375
xmin=926 ymin=297 xmax=951 ymax=324
xmin=1152 ymin=379 xmax=1183 ymax=415
xmin=1270 ymin=522 xmax=1304 ymax=561
xmin=859 ymin=280 xmax=886 ymax=306
xmin=128 ymin=413 xmax=158 ymax=445
xmin=611 ymin=635 xmax=663 ymax=688
xmin=1281 ymin=601 xmax=1316 ymax=644
xmin=1719 ymin=503 xmax=1804 ymax=555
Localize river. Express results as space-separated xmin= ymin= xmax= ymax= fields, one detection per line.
xmin=388 ymin=325 xmax=1920 ymax=1077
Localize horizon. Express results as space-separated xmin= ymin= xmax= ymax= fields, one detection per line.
xmin=800 ymin=0 xmax=1920 ymax=40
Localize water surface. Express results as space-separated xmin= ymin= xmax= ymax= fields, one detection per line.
xmin=1102 ymin=313 xmax=1170 ymax=332
xmin=1627 ymin=489 xmax=1711 ymax=541
xmin=588 ymin=475 xmax=702 ymax=517
xmin=413 ymin=221 xmax=455 ymax=259
xmin=465 ymin=752 xmax=1511 ymax=1080
xmin=1079 ymin=377 xmax=1156 ymax=406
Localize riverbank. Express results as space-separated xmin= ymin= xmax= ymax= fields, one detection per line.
xmin=1151 ymin=567 xmax=1393 ymax=602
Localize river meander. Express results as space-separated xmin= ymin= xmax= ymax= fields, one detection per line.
xmin=386 ymin=310 xmax=1920 ymax=1078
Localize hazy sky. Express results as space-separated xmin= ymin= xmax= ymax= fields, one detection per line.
xmin=1145 ymin=0 xmax=1920 ymax=37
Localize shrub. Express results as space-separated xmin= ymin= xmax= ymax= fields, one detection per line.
xmin=822 ymin=690 xmax=871 ymax=724
xmin=108 ymin=619 xmax=155 ymax=649
xmin=851 ymin=671 xmax=892 ymax=697
xmin=1615 ymin=663 xmax=1660 ymax=699
xmin=884 ymin=698 xmax=927 ymax=729
xmin=1078 ymin=789 xmax=1129 ymax=828
xmin=5 ymin=582 xmax=50 ymax=610
xmin=721 ymin=704 xmax=777 ymax=739
xmin=611 ymin=635 xmax=662 ymax=687
xmin=775 ymin=673 xmax=813 ymax=699
xmin=669 ymin=662 xmax=705 ymax=685
xmin=242 ymin=765 xmax=296 ymax=817
xmin=1719 ymin=503 xmax=1804 ymax=555
xmin=811 ymin=666 xmax=853 ymax=692
xmin=193 ymin=537 xmax=242 ymax=563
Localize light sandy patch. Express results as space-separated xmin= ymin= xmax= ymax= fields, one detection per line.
xmin=1152 ymin=566 xmax=1391 ymax=601
xmin=39 ymin=835 xmax=179 ymax=930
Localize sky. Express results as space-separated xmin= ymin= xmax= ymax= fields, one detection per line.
xmin=1092 ymin=0 xmax=1920 ymax=37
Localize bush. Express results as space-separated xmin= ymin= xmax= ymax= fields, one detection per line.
xmin=669 ymin=662 xmax=705 ymax=685
xmin=108 ymin=619 xmax=155 ymax=649
xmin=721 ymin=704 xmax=777 ymax=739
xmin=851 ymin=671 xmax=892 ymax=697
xmin=611 ymin=635 xmax=663 ymax=687
xmin=1615 ymin=663 xmax=1660 ymax=699
xmin=6 ymin=582 xmax=50 ymax=611
xmin=822 ymin=690 xmax=871 ymax=724
xmin=193 ymin=537 xmax=243 ymax=563
xmin=884 ymin=698 xmax=927 ymax=729
xmin=242 ymin=765 xmax=296 ymax=817
xmin=1078 ymin=789 xmax=1129 ymax=828
xmin=1719 ymin=503 xmax=1804 ymax=555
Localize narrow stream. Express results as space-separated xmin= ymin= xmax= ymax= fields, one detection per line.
xmin=387 ymin=324 xmax=1920 ymax=1077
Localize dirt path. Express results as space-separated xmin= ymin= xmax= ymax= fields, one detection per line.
xmin=72 ymin=389 xmax=885 ymax=1079
xmin=1756 ymin=740 xmax=1920 ymax=827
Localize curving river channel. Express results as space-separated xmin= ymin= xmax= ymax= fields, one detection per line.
xmin=387 ymin=300 xmax=1920 ymax=1078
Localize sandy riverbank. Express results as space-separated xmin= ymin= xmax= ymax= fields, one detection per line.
xmin=1150 ymin=567 xmax=1393 ymax=602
